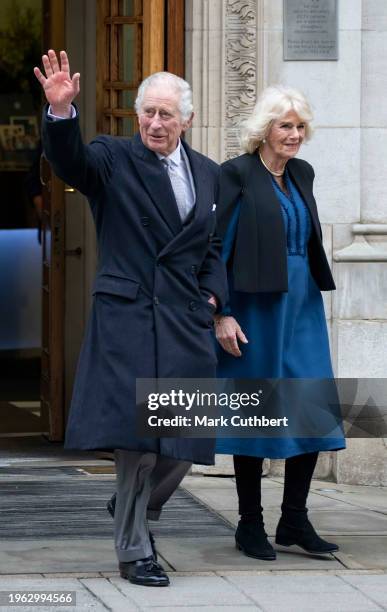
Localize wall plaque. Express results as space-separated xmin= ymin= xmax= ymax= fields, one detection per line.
xmin=284 ymin=0 xmax=338 ymax=61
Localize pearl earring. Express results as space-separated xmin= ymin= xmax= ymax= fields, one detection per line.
xmin=262 ymin=138 xmax=266 ymax=144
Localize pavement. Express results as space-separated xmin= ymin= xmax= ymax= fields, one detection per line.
xmin=0 ymin=441 xmax=386 ymax=611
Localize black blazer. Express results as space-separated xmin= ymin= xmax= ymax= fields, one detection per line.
xmin=216 ymin=153 xmax=335 ymax=293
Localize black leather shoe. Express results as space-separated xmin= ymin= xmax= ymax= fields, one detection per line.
xmin=119 ymin=556 xmax=170 ymax=586
xmin=235 ymin=520 xmax=276 ymax=561
xmin=107 ymin=494 xmax=158 ymax=561
xmin=275 ymin=515 xmax=339 ymax=554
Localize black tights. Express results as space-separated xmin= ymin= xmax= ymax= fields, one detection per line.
xmin=233 ymin=452 xmax=318 ymax=523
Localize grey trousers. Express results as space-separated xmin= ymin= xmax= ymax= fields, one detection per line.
xmin=114 ymin=450 xmax=191 ymax=562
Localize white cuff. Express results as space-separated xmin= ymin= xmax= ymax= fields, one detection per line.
xmin=47 ymin=105 xmax=76 ymax=120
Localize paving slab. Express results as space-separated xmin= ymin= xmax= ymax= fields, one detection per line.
xmin=184 ymin=488 xmax=238 ymax=511
xmin=215 ymin=569 xmax=385 ymax=577
xmin=182 ymin=476 xmax=237 ymax=490
xmin=341 ymin=573 xmax=387 ymax=590
xmin=0 ymin=539 xmax=117 ymax=574
xmin=183 ymin=475 xmax=282 ymax=490
xmin=227 ymin=575 xmax=386 ymax=610
xmin=247 ymin=591 xmax=383 ymax=611
xmin=0 ymin=577 xmax=105 ymax=610
xmin=225 ymin=573 xmax=358 ymax=593
xmin=309 ymin=481 xmax=387 ymax=514
xmin=81 ymin=578 xmax=138 ymax=611
xmin=310 ymin=480 xmax=387 ymax=495
xmin=42 ymin=573 xmax=102 ymax=578
xmin=109 ymin=575 xmax=253 ymax=608
xmin=303 ymin=510 xmax=387 ymax=535
xmin=340 ymin=574 xmax=387 ymax=609
xmin=319 ymin=491 xmax=387 ymax=514
xmin=330 ymin=537 xmax=387 ymax=570
xmin=262 ymin=489 xmax=355 ymax=511
xmin=155 ymin=537 xmax=344 ymax=572
xmin=223 ymin=572 xmax=387 ymax=610
xmin=187 ymin=487 xmax=355 ymax=515
xmin=141 ymin=607 xmax=261 ymax=611
xmin=333 ymin=550 xmax=368 ymax=570
xmin=262 ymin=509 xmax=387 ymax=538
xmin=182 ymin=478 xmax=386 ymax=544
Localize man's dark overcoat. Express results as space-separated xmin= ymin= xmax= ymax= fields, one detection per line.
xmin=42 ymin=111 xmax=227 ymax=465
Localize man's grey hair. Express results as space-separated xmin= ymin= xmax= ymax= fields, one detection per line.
xmin=135 ymin=72 xmax=193 ymax=122
xmin=240 ymin=85 xmax=314 ymax=154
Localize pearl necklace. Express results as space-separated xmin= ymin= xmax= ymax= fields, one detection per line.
xmin=258 ymin=149 xmax=286 ymax=177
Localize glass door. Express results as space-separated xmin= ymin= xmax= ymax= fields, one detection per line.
xmin=0 ymin=0 xmax=47 ymax=436
xmin=96 ymin=0 xmax=184 ymax=137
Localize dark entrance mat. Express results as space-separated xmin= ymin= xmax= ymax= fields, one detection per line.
xmin=0 ymin=402 xmax=46 ymax=434
xmin=0 ymin=467 xmax=233 ymax=540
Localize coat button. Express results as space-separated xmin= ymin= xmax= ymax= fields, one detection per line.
xmin=141 ymin=216 xmax=150 ymax=226
xmin=191 ymin=265 xmax=197 ymax=274
xmin=153 ymin=296 xmax=159 ymax=305
xmin=189 ymin=300 xmax=198 ymax=311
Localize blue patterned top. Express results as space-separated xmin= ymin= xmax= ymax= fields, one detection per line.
xmin=271 ymin=170 xmax=311 ymax=257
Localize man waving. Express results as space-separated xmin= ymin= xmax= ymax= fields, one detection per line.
xmin=35 ymin=50 xmax=227 ymax=587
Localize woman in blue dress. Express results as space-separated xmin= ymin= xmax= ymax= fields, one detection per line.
xmin=215 ymin=85 xmax=345 ymax=561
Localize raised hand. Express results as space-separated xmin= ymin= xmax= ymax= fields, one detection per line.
xmin=34 ymin=50 xmax=80 ymax=118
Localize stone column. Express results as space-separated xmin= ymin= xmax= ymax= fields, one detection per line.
xmin=331 ymin=0 xmax=387 ymax=486
xmin=185 ymin=0 xmax=226 ymax=161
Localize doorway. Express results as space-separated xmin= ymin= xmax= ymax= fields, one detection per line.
xmin=0 ymin=0 xmax=185 ymax=440
xmin=0 ymin=0 xmax=46 ymax=435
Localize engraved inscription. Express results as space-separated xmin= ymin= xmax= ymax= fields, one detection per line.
xmin=284 ymin=0 xmax=338 ymax=61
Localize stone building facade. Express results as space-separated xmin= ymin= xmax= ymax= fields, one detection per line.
xmin=186 ymin=0 xmax=387 ymax=485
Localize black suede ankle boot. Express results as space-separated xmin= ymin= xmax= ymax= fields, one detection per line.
xmin=275 ymin=507 xmax=339 ymax=554
xmin=235 ymin=520 xmax=276 ymax=561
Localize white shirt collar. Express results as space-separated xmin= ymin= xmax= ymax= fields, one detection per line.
xmin=156 ymin=139 xmax=182 ymax=166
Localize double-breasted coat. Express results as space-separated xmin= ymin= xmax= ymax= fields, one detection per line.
xmin=42 ymin=111 xmax=228 ymax=465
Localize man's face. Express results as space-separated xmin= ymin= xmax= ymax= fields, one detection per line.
xmin=138 ymin=85 xmax=193 ymax=156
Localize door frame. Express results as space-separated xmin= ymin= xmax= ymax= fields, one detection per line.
xmin=41 ymin=0 xmax=66 ymax=441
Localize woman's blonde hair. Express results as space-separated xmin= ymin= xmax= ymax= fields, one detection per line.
xmin=240 ymin=85 xmax=314 ymax=154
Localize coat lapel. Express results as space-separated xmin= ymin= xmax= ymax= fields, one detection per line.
xmin=249 ymin=154 xmax=288 ymax=230
xmin=157 ymin=141 xmax=211 ymax=258
xmin=130 ymin=133 xmax=182 ymax=235
xmin=287 ymin=159 xmax=319 ymax=225
xmin=251 ymin=155 xmax=320 ymax=234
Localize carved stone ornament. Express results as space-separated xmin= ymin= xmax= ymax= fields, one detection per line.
xmin=225 ymin=0 xmax=260 ymax=158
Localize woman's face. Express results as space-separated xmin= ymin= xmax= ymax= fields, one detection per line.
xmin=264 ymin=110 xmax=306 ymax=162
